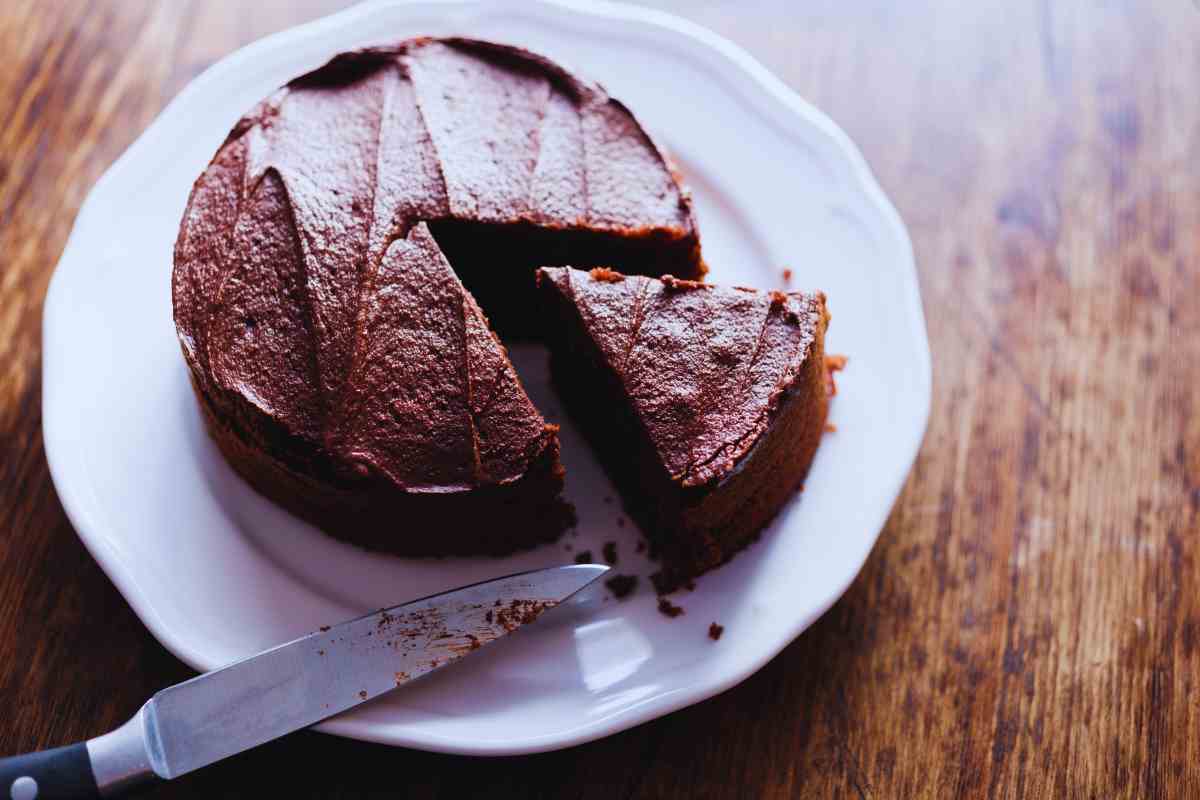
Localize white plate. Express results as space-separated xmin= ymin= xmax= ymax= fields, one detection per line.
xmin=42 ymin=0 xmax=930 ymax=755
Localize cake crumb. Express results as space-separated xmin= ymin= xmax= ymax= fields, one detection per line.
xmin=590 ymin=267 xmax=626 ymax=283
xmin=825 ymin=354 xmax=848 ymax=396
xmin=781 ymin=268 xmax=793 ymax=283
xmin=358 ymin=690 xmax=367 ymax=700
xmin=574 ymin=550 xmax=594 ymax=564
xmin=603 ymin=541 xmax=618 ymax=565
xmin=657 ymin=597 xmax=685 ymax=618
xmin=708 ymin=623 xmax=724 ymax=641
xmin=824 ymin=422 xmax=838 ymax=433
xmin=605 ymin=574 xmax=638 ymax=599
xmin=319 ymin=625 xmax=330 ymax=632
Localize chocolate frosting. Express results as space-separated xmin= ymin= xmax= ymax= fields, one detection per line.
xmin=537 ymin=268 xmax=826 ymax=488
xmin=173 ymin=38 xmax=696 ymax=491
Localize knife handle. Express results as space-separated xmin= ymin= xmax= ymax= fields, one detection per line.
xmin=0 ymin=742 xmax=100 ymax=799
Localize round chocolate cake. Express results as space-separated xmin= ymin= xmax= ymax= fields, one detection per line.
xmin=172 ymin=38 xmax=703 ymax=554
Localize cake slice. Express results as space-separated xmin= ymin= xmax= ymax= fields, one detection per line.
xmin=537 ymin=267 xmax=831 ymax=590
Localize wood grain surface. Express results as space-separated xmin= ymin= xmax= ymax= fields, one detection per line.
xmin=2 ymin=1 xmax=1197 ymax=797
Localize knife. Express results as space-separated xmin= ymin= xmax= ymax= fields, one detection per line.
xmin=0 ymin=564 xmax=608 ymax=799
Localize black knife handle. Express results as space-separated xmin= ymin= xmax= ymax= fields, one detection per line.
xmin=0 ymin=743 xmax=101 ymax=799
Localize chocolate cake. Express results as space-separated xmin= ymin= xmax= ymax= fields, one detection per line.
xmin=172 ymin=38 xmax=702 ymax=554
xmin=536 ymin=267 xmax=831 ymax=589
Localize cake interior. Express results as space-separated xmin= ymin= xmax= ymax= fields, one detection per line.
xmin=426 ymin=219 xmax=702 ymax=336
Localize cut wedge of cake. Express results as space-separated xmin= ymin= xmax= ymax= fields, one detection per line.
xmin=537 ymin=267 xmax=832 ymax=589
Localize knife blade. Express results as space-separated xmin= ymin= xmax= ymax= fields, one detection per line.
xmin=0 ymin=564 xmax=608 ymax=798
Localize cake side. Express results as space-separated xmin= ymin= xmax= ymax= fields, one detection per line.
xmin=664 ymin=309 xmax=828 ymax=589
xmin=191 ymin=367 xmax=572 ymax=556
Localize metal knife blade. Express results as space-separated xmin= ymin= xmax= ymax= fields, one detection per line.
xmin=77 ymin=564 xmax=607 ymax=795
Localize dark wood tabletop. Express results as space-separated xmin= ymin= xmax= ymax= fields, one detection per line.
xmin=3 ymin=0 xmax=1197 ymax=797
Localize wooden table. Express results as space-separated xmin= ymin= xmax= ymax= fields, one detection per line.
xmin=2 ymin=1 xmax=1196 ymax=796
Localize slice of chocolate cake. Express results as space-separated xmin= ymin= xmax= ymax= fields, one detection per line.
xmin=537 ymin=267 xmax=831 ymax=589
